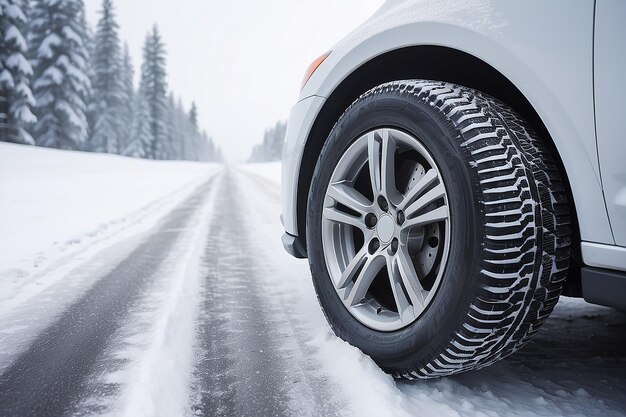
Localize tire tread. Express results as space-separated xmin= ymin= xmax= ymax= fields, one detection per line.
xmin=351 ymin=80 xmax=571 ymax=379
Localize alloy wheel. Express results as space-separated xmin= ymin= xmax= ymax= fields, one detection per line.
xmin=321 ymin=128 xmax=451 ymax=331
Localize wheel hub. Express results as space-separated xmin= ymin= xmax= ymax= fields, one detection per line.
xmin=376 ymin=214 xmax=395 ymax=244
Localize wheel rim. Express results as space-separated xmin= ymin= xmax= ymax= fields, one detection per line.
xmin=321 ymin=128 xmax=451 ymax=331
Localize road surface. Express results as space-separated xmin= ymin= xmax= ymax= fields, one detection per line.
xmin=0 ymin=166 xmax=624 ymax=417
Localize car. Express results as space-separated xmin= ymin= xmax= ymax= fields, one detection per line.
xmin=280 ymin=0 xmax=626 ymax=379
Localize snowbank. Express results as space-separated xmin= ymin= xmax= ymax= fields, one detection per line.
xmin=0 ymin=142 xmax=218 ymax=286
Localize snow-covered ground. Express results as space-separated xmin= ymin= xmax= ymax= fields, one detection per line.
xmin=0 ymin=148 xmax=624 ymax=417
xmin=238 ymin=161 xmax=281 ymax=185
xmin=232 ymin=164 xmax=626 ymax=417
xmin=0 ymin=142 xmax=219 ymax=304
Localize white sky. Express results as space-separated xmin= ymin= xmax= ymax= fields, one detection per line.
xmin=83 ymin=0 xmax=383 ymax=162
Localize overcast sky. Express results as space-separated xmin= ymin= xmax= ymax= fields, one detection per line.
xmin=83 ymin=0 xmax=383 ymax=162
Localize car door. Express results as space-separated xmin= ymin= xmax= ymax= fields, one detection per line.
xmin=594 ymin=0 xmax=626 ymax=246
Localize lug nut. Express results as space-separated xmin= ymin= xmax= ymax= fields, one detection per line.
xmin=368 ymin=238 xmax=380 ymax=254
xmin=388 ymin=238 xmax=399 ymax=255
xmin=377 ymin=195 xmax=389 ymax=211
xmin=365 ymin=213 xmax=377 ymax=228
xmin=397 ymin=210 xmax=405 ymax=225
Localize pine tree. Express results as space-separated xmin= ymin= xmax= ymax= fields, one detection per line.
xmin=186 ymin=101 xmax=199 ymax=160
xmin=165 ymin=92 xmax=182 ymax=159
xmin=189 ymin=101 xmax=198 ymax=129
xmin=28 ymin=0 xmax=91 ymax=150
xmin=178 ymin=98 xmax=190 ymax=160
xmin=81 ymin=0 xmax=94 ymax=151
xmin=118 ymin=42 xmax=133 ymax=151
xmin=123 ymin=92 xmax=149 ymax=158
xmin=88 ymin=0 xmax=123 ymax=154
xmin=138 ymin=25 xmax=168 ymax=159
xmin=0 ymin=0 xmax=36 ymax=144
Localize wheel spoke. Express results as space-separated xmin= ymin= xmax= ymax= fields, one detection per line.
xmin=367 ymin=132 xmax=382 ymax=195
xmin=368 ymin=130 xmax=400 ymax=202
xmin=396 ymin=249 xmax=427 ymax=311
xmin=397 ymin=168 xmax=438 ymax=211
xmin=386 ymin=256 xmax=412 ymax=322
xmin=345 ymin=253 xmax=385 ymax=306
xmin=380 ymin=130 xmax=399 ymax=202
xmin=404 ymin=182 xmax=446 ymax=218
xmin=336 ymin=245 xmax=368 ymax=289
xmin=401 ymin=205 xmax=449 ymax=230
xmin=323 ymin=206 xmax=366 ymax=231
xmin=327 ymin=182 xmax=372 ymax=216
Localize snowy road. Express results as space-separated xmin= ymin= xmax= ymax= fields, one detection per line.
xmin=0 ymin=165 xmax=625 ymax=417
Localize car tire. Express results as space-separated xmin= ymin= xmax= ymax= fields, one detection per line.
xmin=306 ymin=80 xmax=571 ymax=378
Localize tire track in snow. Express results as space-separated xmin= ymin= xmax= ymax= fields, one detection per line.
xmin=0 ymin=177 xmax=216 ymax=417
xmin=0 ymin=174 xmax=217 ymax=377
xmin=191 ymin=168 xmax=341 ymax=417
xmin=230 ymin=167 xmax=416 ymax=417
xmin=69 ymin=173 xmax=221 ymax=417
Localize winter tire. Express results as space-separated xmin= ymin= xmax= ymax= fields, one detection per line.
xmin=306 ymin=80 xmax=571 ymax=378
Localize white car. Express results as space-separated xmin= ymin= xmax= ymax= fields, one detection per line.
xmin=280 ymin=0 xmax=626 ymax=378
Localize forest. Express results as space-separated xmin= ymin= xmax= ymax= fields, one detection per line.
xmin=0 ymin=0 xmax=222 ymax=162
xmin=248 ymin=120 xmax=286 ymax=162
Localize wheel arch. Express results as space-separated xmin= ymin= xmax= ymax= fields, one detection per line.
xmin=296 ymin=45 xmax=582 ymax=290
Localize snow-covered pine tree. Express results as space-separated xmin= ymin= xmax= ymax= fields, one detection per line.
xmin=189 ymin=101 xmax=198 ymax=129
xmin=195 ymin=129 xmax=207 ymax=161
xmin=88 ymin=0 xmax=123 ymax=154
xmin=0 ymin=0 xmax=36 ymax=144
xmin=187 ymin=101 xmax=200 ymax=160
xmin=174 ymin=98 xmax=189 ymax=160
xmin=138 ymin=25 xmax=169 ymax=159
xmin=28 ymin=0 xmax=91 ymax=150
xmin=81 ymin=0 xmax=95 ymax=151
xmin=165 ymin=92 xmax=182 ymax=160
xmin=118 ymin=42 xmax=134 ymax=152
xmin=176 ymin=98 xmax=188 ymax=160
xmin=123 ymin=92 xmax=149 ymax=158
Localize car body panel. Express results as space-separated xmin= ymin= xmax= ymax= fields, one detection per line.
xmin=581 ymin=242 xmax=626 ymax=273
xmin=281 ymin=95 xmax=326 ymax=237
xmin=594 ymin=0 xmax=626 ymax=246
xmin=282 ymin=0 xmax=623 ymax=265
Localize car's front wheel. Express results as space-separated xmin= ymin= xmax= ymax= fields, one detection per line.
xmin=306 ymin=80 xmax=571 ymax=378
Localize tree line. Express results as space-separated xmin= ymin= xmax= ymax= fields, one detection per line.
xmin=248 ymin=120 xmax=286 ymax=162
xmin=0 ymin=0 xmax=222 ymax=162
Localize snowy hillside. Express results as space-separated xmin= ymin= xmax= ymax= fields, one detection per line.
xmin=0 ymin=143 xmax=218 ymax=299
